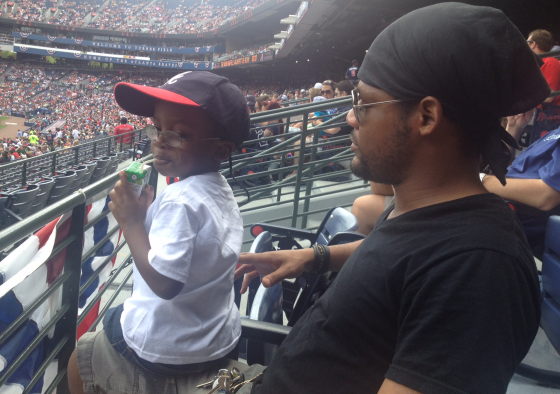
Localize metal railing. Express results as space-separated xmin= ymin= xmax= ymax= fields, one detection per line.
xmin=0 ymin=96 xmax=365 ymax=393
xmin=0 ymin=128 xmax=147 ymax=191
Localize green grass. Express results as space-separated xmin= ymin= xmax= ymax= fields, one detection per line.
xmin=0 ymin=116 xmax=9 ymax=130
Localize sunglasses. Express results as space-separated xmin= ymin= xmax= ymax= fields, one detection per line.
xmin=321 ymin=90 xmax=332 ymax=95
xmin=351 ymin=89 xmax=404 ymax=125
xmin=146 ymin=125 xmax=220 ymax=148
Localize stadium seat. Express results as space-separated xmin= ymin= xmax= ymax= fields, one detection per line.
xmin=242 ymin=208 xmax=364 ymax=365
xmin=7 ymin=185 xmax=40 ymax=217
xmin=29 ymin=177 xmax=55 ymax=215
xmin=1 ymin=185 xmax=40 ymax=227
xmin=47 ymin=170 xmax=76 ymax=205
xmin=80 ymin=161 xmax=98 ymax=188
xmin=89 ymin=156 xmax=111 ymax=184
xmin=516 ymin=216 xmax=560 ymax=386
xmin=68 ymin=165 xmax=88 ymax=194
xmin=107 ymin=153 xmax=119 ymax=174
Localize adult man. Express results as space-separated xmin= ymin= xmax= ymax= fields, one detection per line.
xmin=312 ymin=80 xmax=354 ymax=136
xmin=28 ymin=133 xmax=39 ymax=146
xmin=114 ymin=117 xmax=134 ymax=150
xmin=235 ymin=4 xmax=546 ymax=393
xmin=483 ymin=109 xmax=560 ymax=260
xmin=528 ymin=29 xmax=560 ymax=105
xmin=321 ymin=80 xmax=335 ymax=100
xmin=345 ymin=59 xmax=360 ymax=86
xmin=45 ymin=130 xmax=54 ymax=149
xmin=72 ymin=128 xmax=80 ymax=140
xmin=56 ymin=128 xmax=63 ymax=139
xmin=16 ymin=129 xmax=22 ymax=137
xmin=255 ymin=95 xmax=270 ymax=113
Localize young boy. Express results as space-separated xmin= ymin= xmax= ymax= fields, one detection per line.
xmin=67 ymin=71 xmax=250 ymax=394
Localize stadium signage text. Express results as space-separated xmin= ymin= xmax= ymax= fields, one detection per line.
xmin=12 ymin=33 xmax=225 ymax=54
xmin=212 ymin=51 xmax=274 ymax=69
xmin=13 ymin=45 xmax=212 ymax=70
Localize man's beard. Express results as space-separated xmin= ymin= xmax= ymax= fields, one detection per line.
xmin=350 ymin=155 xmax=375 ymax=182
xmin=350 ymin=121 xmax=413 ymax=185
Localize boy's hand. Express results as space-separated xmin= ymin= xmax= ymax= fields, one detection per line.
xmin=108 ymin=171 xmax=154 ymax=229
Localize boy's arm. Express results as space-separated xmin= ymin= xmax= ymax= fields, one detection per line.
xmin=109 ymin=172 xmax=184 ymax=300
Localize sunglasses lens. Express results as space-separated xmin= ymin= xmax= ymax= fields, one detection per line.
xmin=164 ymin=131 xmax=182 ymax=147
xmin=146 ymin=125 xmax=158 ymax=140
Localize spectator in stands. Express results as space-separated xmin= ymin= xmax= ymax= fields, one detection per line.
xmin=0 ymin=150 xmax=8 ymax=163
xmin=262 ymin=102 xmax=284 ymax=137
xmin=321 ymin=80 xmax=335 ymax=100
xmin=255 ymin=95 xmax=270 ymax=113
xmin=16 ymin=145 xmax=26 ymax=157
xmin=114 ymin=117 xmax=134 ymax=151
xmin=246 ymin=95 xmax=256 ymax=113
xmin=528 ymin=29 xmax=560 ymax=105
xmin=234 ymin=4 xmax=545 ymax=393
xmin=45 ymin=130 xmax=55 ymax=149
xmin=346 ymin=59 xmax=360 ymax=86
xmin=28 ymin=133 xmax=39 ymax=146
xmin=312 ymin=80 xmax=354 ymax=135
xmin=483 ymin=108 xmax=560 ymax=260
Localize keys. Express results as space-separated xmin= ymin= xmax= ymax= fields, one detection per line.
xmin=200 ymin=368 xmax=251 ymax=394
xmin=196 ymin=380 xmax=214 ymax=389
xmin=206 ymin=376 xmax=230 ymax=394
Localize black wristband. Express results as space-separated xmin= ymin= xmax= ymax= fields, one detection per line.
xmin=321 ymin=244 xmax=331 ymax=274
xmin=311 ymin=243 xmax=330 ymax=274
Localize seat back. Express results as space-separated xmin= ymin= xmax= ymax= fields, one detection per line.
xmin=69 ymin=165 xmax=88 ymax=193
xmin=316 ymin=207 xmax=359 ymax=245
xmin=89 ymin=156 xmax=111 ymax=184
xmin=48 ymin=170 xmax=76 ymax=204
xmin=107 ymin=153 xmax=119 ymax=174
xmin=29 ymin=177 xmax=55 ymax=214
xmin=541 ymin=216 xmax=560 ymax=354
xmin=9 ymin=185 xmax=40 ymax=218
xmin=80 ymin=161 xmax=98 ymax=188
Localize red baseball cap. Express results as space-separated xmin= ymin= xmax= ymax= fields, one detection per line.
xmin=114 ymin=71 xmax=250 ymax=149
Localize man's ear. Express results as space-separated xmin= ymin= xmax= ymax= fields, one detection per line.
xmin=214 ymin=140 xmax=235 ymax=162
xmin=417 ymin=96 xmax=443 ymax=137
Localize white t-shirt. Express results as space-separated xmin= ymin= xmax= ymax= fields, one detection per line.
xmin=121 ymin=173 xmax=243 ymax=364
xmin=72 ymin=129 xmax=79 ymax=139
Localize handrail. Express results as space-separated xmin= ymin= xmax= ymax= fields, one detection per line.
xmin=539 ymin=49 xmax=560 ymax=59
xmin=0 ymin=128 xmax=145 ymax=170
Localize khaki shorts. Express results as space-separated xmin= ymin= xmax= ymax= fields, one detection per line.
xmin=77 ymin=330 xmax=266 ymax=394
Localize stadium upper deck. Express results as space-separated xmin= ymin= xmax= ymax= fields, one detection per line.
xmin=0 ymin=0 xmax=266 ymax=35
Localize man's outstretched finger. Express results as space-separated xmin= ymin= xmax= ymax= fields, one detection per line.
xmin=234 ymin=264 xmax=255 ymax=281
xmin=241 ymin=271 xmax=260 ymax=294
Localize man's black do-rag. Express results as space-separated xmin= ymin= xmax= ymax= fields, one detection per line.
xmin=358 ymin=2 xmax=551 ymax=185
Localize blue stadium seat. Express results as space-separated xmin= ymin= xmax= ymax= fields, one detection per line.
xmin=516 ymin=216 xmax=560 ymax=385
xmin=244 ymin=208 xmax=364 ymax=365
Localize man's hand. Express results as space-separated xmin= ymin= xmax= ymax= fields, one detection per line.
xmin=506 ymin=108 xmax=535 ymax=132
xmin=235 ymin=248 xmax=315 ymax=293
xmin=235 ymin=240 xmax=363 ymax=294
xmin=108 ymin=171 xmax=154 ymax=229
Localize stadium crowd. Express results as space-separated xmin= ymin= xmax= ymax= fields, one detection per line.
xmin=3 ymin=0 xmax=268 ymax=34
xmin=0 ymin=64 xmax=171 ymax=162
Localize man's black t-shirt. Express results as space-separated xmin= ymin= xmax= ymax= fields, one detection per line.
xmin=251 ymin=194 xmax=540 ymax=394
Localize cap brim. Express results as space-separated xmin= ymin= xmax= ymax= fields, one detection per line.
xmin=114 ymin=82 xmax=200 ymax=117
